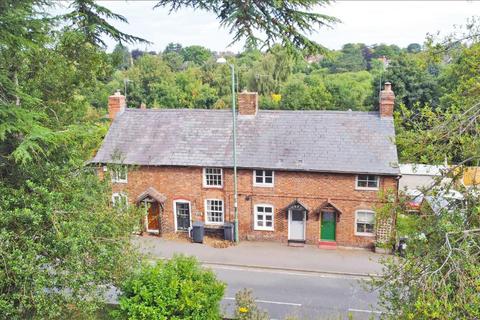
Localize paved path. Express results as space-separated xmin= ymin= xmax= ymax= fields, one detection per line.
xmin=215 ymin=265 xmax=381 ymax=320
xmin=134 ymin=236 xmax=387 ymax=276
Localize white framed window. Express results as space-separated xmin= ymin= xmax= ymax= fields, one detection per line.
xmin=355 ymin=210 xmax=375 ymax=236
xmin=112 ymin=192 xmax=128 ymax=209
xmin=355 ymin=175 xmax=379 ymax=190
xmin=254 ymin=204 xmax=274 ymax=231
xmin=203 ymin=168 xmax=223 ymax=188
xmin=253 ymin=170 xmax=274 ymax=187
xmin=205 ymin=199 xmax=224 ymax=224
xmin=111 ymin=166 xmax=128 ymax=183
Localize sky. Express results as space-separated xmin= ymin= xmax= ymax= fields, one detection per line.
xmin=60 ymin=1 xmax=480 ymax=52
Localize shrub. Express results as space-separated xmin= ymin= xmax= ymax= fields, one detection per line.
xmin=113 ymin=255 xmax=225 ymax=319
xmin=234 ymin=288 xmax=269 ymax=320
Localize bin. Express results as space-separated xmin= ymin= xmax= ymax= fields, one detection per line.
xmin=224 ymin=222 xmax=234 ymax=241
xmin=191 ymin=221 xmax=204 ymax=243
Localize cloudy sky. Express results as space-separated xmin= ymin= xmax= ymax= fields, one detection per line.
xmin=64 ymin=1 xmax=480 ymax=52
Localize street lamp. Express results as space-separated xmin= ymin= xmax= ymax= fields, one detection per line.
xmin=217 ymin=56 xmax=239 ymax=243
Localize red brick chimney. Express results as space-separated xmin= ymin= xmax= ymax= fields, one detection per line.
xmin=108 ymin=90 xmax=126 ymax=120
xmin=237 ymin=91 xmax=258 ymax=116
xmin=379 ymin=82 xmax=395 ymax=117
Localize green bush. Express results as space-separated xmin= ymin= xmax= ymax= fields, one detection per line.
xmin=234 ymin=288 xmax=269 ymax=320
xmin=113 ymin=255 xmax=225 ymax=320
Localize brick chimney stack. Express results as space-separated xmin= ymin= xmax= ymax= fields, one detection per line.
xmin=237 ymin=91 xmax=258 ymax=116
xmin=108 ymin=90 xmax=126 ymax=120
xmin=379 ymin=82 xmax=395 ymax=117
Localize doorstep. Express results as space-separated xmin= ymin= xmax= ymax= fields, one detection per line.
xmin=288 ymin=240 xmax=306 ymax=247
xmin=318 ymin=240 xmax=337 ymax=250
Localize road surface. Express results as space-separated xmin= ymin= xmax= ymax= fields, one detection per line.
xmin=211 ymin=264 xmax=381 ymax=320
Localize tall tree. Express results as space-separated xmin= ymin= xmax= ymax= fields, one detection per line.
xmin=63 ymin=0 xmax=148 ymax=47
xmin=154 ymin=0 xmax=339 ymax=53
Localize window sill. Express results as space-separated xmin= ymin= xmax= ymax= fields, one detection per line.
xmin=253 ymin=184 xmax=274 ymax=188
xmin=355 ymin=232 xmax=375 ymax=237
xmin=254 ymin=228 xmax=274 ymax=232
xmin=355 ymin=187 xmax=379 ymax=191
xmin=203 ymin=185 xmax=223 ymax=189
xmin=205 ymin=222 xmax=225 ymax=227
xmin=112 ymin=181 xmax=128 ymax=184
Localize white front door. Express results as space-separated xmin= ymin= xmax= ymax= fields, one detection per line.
xmin=289 ymin=209 xmax=306 ymax=241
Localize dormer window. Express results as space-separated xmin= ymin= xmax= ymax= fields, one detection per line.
xmin=203 ymin=168 xmax=223 ymax=188
xmin=253 ymin=170 xmax=274 ymax=187
xmin=356 ymin=175 xmax=379 ymax=190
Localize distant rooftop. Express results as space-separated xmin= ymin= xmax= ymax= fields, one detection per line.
xmin=400 ymin=163 xmax=447 ymax=176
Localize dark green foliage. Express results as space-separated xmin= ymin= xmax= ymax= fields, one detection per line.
xmin=373 ymin=53 xmax=440 ymax=111
xmin=63 ymin=0 xmax=148 ymax=47
xmin=114 ymin=256 xmax=225 ymax=320
xmin=111 ymin=43 xmax=132 ymax=70
xmin=407 ymin=43 xmax=422 ymax=53
xmin=154 ymin=0 xmax=338 ymax=53
xmin=181 ymin=45 xmax=213 ymax=65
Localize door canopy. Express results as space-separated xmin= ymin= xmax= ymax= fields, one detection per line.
xmin=136 ymin=187 xmax=167 ymax=205
xmin=285 ymin=199 xmax=309 ymax=219
xmin=318 ymin=198 xmax=343 ymax=215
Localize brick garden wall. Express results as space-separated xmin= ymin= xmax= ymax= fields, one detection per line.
xmin=103 ymin=166 xmax=397 ymax=248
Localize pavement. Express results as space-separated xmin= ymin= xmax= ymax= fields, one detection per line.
xmin=133 ymin=236 xmax=387 ymax=276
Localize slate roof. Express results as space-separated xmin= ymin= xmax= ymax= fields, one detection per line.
xmin=91 ymin=109 xmax=400 ymax=175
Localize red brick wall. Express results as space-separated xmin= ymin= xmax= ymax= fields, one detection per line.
xmin=237 ymin=92 xmax=258 ymax=116
xmin=103 ymin=166 xmax=397 ymax=248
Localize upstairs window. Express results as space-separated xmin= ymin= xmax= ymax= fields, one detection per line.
xmin=111 ymin=166 xmax=128 ymax=183
xmin=203 ymin=168 xmax=223 ymax=188
xmin=253 ymin=170 xmax=274 ymax=187
xmin=254 ymin=204 xmax=274 ymax=231
xmin=112 ymin=192 xmax=128 ymax=209
xmin=205 ymin=199 xmax=224 ymax=224
xmin=355 ymin=210 xmax=375 ymax=236
xmin=356 ymin=175 xmax=379 ymax=190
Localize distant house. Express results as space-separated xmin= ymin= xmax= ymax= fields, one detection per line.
xmin=91 ymin=83 xmax=399 ymax=249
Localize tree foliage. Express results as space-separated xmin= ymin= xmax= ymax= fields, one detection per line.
xmin=114 ymin=256 xmax=225 ymax=320
xmin=154 ymin=0 xmax=339 ymax=53
xmin=373 ymin=24 xmax=480 ymax=319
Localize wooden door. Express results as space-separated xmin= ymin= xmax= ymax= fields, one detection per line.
xmin=147 ymin=202 xmax=160 ymax=232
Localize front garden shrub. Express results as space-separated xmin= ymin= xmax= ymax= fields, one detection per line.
xmin=113 ymin=255 xmax=225 ymax=319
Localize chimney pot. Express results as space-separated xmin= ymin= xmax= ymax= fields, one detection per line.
xmin=379 ymin=82 xmax=395 ymax=118
xmin=237 ymin=91 xmax=258 ymax=116
xmin=108 ymin=90 xmax=126 ymax=120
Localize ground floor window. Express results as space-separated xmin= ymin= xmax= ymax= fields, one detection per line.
xmin=254 ymin=204 xmax=274 ymax=231
xmin=112 ymin=192 xmax=128 ymax=209
xmin=355 ymin=210 xmax=375 ymax=235
xmin=205 ymin=199 xmax=224 ymax=224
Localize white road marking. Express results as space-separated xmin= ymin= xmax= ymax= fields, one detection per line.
xmin=209 ymin=264 xmax=370 ymax=280
xmin=348 ymin=308 xmax=382 ymax=314
xmin=224 ymin=297 xmax=302 ymax=307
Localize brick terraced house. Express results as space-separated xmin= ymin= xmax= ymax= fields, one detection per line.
xmin=92 ymin=83 xmax=400 ymax=248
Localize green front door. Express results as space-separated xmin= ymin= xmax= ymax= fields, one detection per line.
xmin=321 ymin=211 xmax=336 ymax=241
